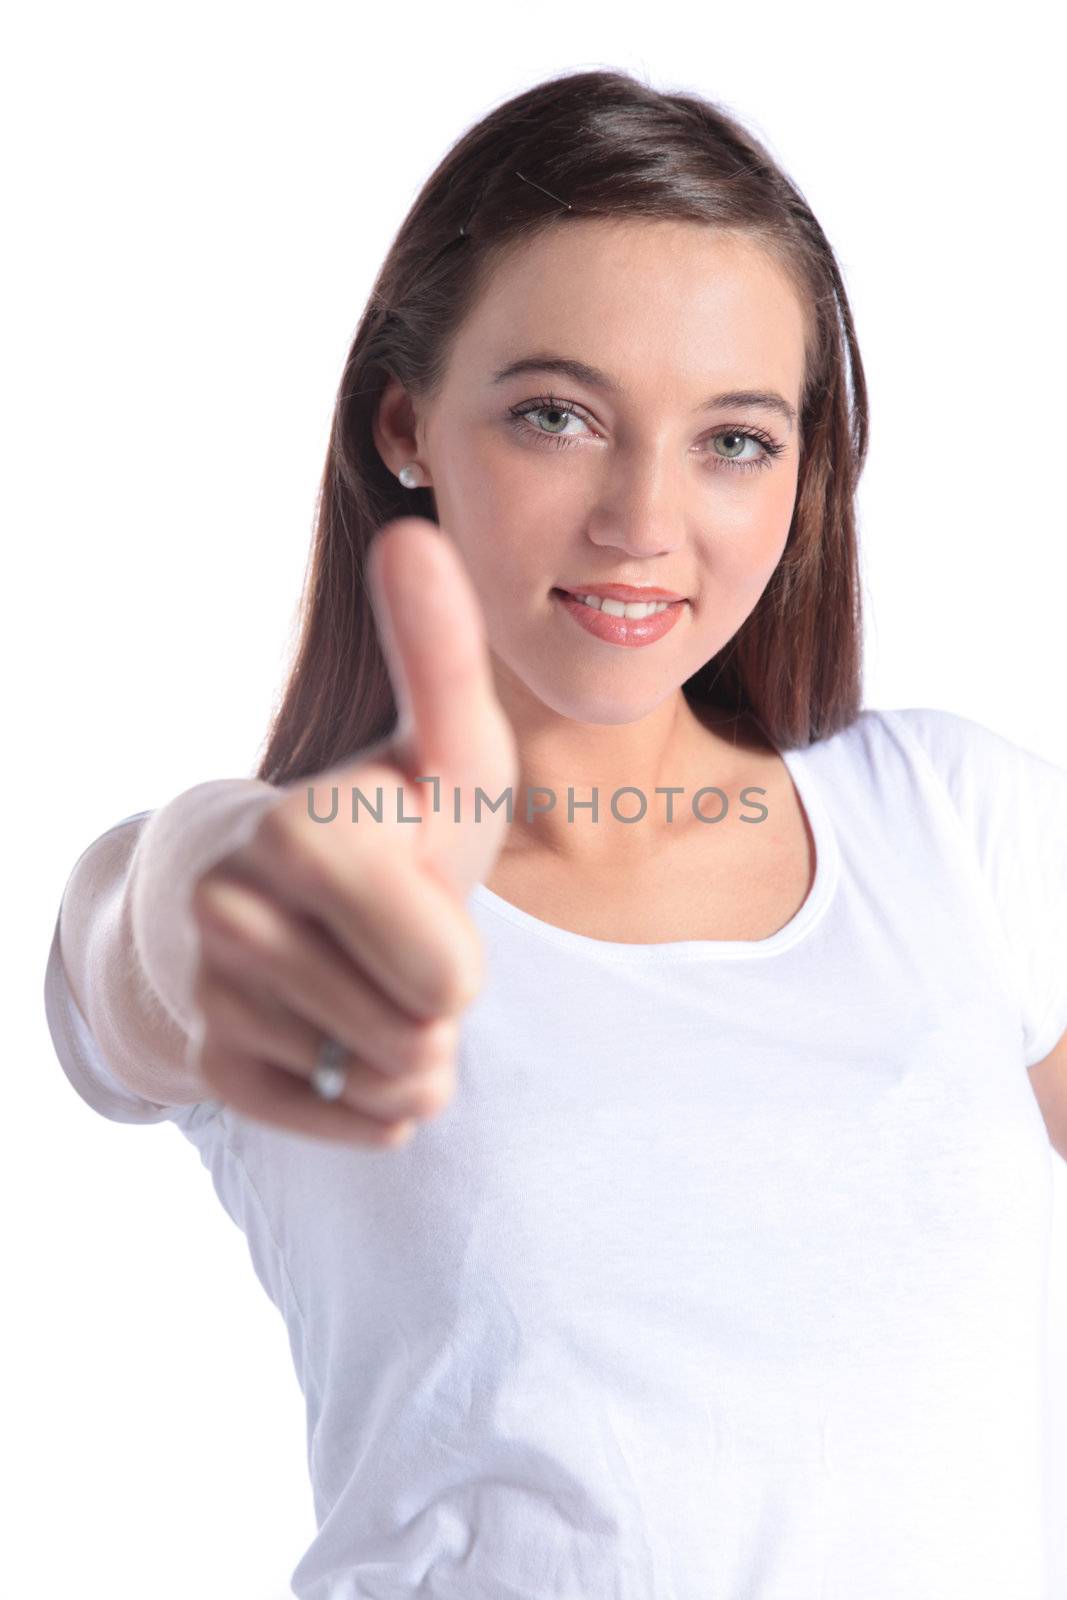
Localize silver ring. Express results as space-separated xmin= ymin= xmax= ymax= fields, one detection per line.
xmin=310 ymin=1036 xmax=350 ymax=1101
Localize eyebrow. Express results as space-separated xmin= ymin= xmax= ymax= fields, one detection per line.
xmin=490 ymin=353 xmax=798 ymax=432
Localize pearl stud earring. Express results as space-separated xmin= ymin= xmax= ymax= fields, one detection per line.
xmin=398 ymin=462 xmax=422 ymax=489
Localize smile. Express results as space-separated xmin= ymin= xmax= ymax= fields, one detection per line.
xmin=552 ymin=588 xmax=687 ymax=649
xmin=570 ymin=593 xmax=673 ymax=618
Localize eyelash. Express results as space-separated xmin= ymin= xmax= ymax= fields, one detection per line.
xmin=505 ymin=393 xmax=787 ymax=474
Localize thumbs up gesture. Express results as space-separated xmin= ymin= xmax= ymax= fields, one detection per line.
xmin=188 ymin=517 xmax=519 ymax=1146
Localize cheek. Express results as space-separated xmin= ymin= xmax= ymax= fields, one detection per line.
xmin=435 ymin=506 xmax=542 ymax=619
xmin=712 ymin=486 xmax=794 ymax=583
xmin=440 ymin=451 xmax=569 ymax=596
xmin=440 ymin=442 xmax=537 ymax=547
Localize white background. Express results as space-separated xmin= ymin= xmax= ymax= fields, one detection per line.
xmin=4 ymin=3 xmax=1065 ymax=1596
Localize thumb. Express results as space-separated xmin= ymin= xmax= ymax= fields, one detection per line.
xmin=366 ymin=517 xmax=518 ymax=892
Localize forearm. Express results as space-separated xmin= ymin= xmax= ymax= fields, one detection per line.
xmin=59 ymin=779 xmax=285 ymax=1106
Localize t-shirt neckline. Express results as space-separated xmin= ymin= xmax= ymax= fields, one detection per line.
xmin=468 ymin=737 xmax=841 ymax=962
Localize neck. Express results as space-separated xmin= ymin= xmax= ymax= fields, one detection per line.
xmin=493 ymin=687 xmax=767 ymax=867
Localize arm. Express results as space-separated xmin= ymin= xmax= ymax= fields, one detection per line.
xmin=56 ymin=779 xmax=285 ymax=1109
xmin=1028 ymin=1025 xmax=1067 ymax=1165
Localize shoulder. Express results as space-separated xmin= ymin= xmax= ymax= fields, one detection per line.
xmin=873 ymin=706 xmax=1067 ymax=808
xmin=844 ymin=704 xmax=1014 ymax=762
xmin=874 ymin=705 xmax=1033 ymax=763
xmin=800 ymin=707 xmax=1067 ymax=866
xmin=818 ymin=705 xmax=1065 ymax=793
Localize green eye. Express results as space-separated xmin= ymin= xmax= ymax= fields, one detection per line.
xmin=506 ymin=394 xmax=787 ymax=475
xmin=713 ymin=430 xmax=759 ymax=463
xmin=536 ymin=406 xmax=571 ymax=434
xmin=509 ymin=397 xmax=587 ymax=439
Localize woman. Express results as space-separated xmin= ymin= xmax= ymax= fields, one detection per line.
xmin=44 ymin=68 xmax=1067 ymax=1599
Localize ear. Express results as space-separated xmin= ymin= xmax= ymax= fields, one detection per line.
xmin=372 ymin=375 xmax=424 ymax=480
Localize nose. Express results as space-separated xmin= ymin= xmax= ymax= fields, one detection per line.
xmin=582 ymin=452 xmax=687 ymax=559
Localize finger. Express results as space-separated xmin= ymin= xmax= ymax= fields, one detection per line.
xmin=293 ymin=846 xmax=485 ymax=1019
xmin=193 ymin=870 xmax=472 ymax=1061
xmin=195 ymin=1038 xmax=418 ymax=1149
xmin=194 ymin=970 xmax=456 ymax=1124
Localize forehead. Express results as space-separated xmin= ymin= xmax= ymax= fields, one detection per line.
xmin=453 ymin=218 xmax=808 ymax=395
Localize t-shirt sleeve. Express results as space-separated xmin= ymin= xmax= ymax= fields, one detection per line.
xmin=43 ymin=810 xmax=197 ymax=1125
xmin=881 ymin=707 xmax=1067 ymax=1068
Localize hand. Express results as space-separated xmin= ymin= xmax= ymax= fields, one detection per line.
xmin=187 ymin=517 xmax=518 ymax=1146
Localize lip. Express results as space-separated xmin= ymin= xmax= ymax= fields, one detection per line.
xmin=553 ymin=589 xmax=687 ymax=649
xmin=556 ymin=582 xmax=686 ymax=602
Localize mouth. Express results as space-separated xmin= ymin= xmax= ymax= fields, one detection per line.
xmin=551 ymin=587 xmax=688 ymax=649
xmin=552 ymin=586 xmax=687 ymax=617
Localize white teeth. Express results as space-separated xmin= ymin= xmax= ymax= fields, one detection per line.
xmin=577 ymin=594 xmax=672 ymax=618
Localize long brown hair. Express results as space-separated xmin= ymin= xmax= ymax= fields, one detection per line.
xmin=255 ymin=68 xmax=868 ymax=787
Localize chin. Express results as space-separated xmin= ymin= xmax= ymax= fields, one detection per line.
xmin=538 ymin=684 xmax=681 ymax=726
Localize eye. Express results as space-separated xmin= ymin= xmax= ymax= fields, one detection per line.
xmin=505 ymin=394 xmax=787 ymax=475
xmin=708 ymin=428 xmax=783 ymax=473
xmin=507 ymin=396 xmax=592 ymax=443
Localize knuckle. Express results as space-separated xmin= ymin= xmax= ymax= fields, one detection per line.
xmin=196 ymin=888 xmax=289 ymax=971
xmin=253 ymin=793 xmax=303 ymax=855
xmin=235 ymin=913 xmax=287 ymax=967
xmin=253 ymin=799 xmax=340 ymax=898
xmin=284 ymin=829 xmax=346 ymax=904
xmin=396 ymin=1017 xmax=457 ymax=1075
xmin=404 ymin=1065 xmax=456 ymax=1121
xmin=453 ymin=967 xmax=484 ymax=1010
xmin=191 ymin=875 xmax=277 ymax=953
xmin=347 ymin=1055 xmax=455 ymax=1124
xmin=195 ymin=1039 xmax=236 ymax=1100
xmin=190 ymin=966 xmax=223 ymax=1020
xmin=458 ymin=916 xmax=486 ymax=984
xmin=201 ymin=986 xmax=252 ymax=1050
xmin=190 ymin=962 xmax=232 ymax=1030
xmin=366 ymin=1116 xmax=416 ymax=1148
xmin=419 ymin=942 xmax=482 ymax=1015
xmin=190 ymin=872 xmax=234 ymax=928
xmin=445 ymin=938 xmax=486 ymax=1012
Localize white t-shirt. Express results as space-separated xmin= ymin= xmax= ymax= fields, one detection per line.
xmin=43 ymin=706 xmax=1067 ymax=1600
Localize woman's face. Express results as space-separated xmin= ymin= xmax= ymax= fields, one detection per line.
xmin=384 ymin=218 xmax=807 ymax=727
